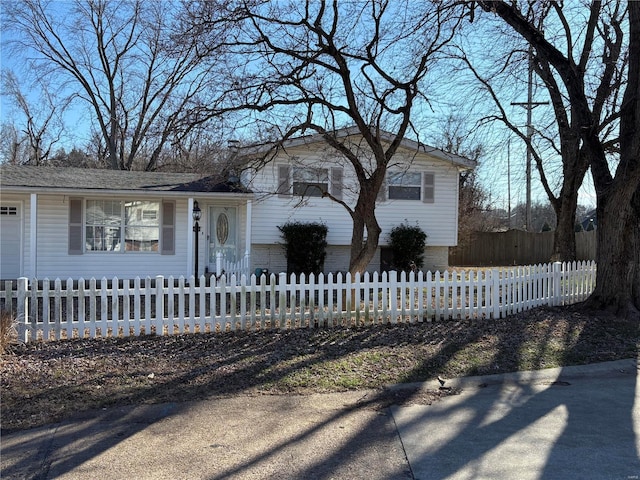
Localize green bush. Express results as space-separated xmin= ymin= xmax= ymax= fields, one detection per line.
xmin=388 ymin=223 xmax=427 ymax=273
xmin=278 ymin=222 xmax=328 ymax=275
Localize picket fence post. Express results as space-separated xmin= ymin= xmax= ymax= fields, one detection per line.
xmin=16 ymin=278 xmax=29 ymax=342
xmin=216 ymin=252 xmax=223 ymax=277
xmin=155 ymin=275 xmax=164 ymax=335
xmin=552 ymin=262 xmax=563 ymax=306
xmin=491 ymin=269 xmax=501 ymax=319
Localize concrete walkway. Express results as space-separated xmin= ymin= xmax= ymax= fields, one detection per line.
xmin=2 ymin=359 xmax=639 ymax=480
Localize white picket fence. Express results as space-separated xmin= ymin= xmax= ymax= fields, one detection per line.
xmin=213 ymin=250 xmax=251 ymax=279
xmin=1 ymin=261 xmax=596 ymax=343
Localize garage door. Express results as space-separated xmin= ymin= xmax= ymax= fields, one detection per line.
xmin=0 ymin=204 xmax=21 ymax=279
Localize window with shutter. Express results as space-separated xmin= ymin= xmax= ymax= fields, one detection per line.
xmin=388 ymin=171 xmax=421 ymax=200
xmin=381 ymin=171 xmax=435 ymax=203
xmin=74 ymin=198 xmax=167 ymax=254
xmin=292 ymin=167 xmax=329 ymax=197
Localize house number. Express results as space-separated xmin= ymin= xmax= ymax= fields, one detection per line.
xmin=216 ymin=213 xmax=229 ymax=245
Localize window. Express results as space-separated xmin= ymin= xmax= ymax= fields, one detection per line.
xmin=0 ymin=206 xmax=18 ymax=216
xmin=278 ymin=165 xmax=343 ymax=200
xmin=385 ymin=171 xmax=435 ymax=203
xmin=292 ymin=167 xmax=329 ymax=197
xmin=124 ymin=201 xmax=160 ymax=251
xmin=84 ymin=200 xmax=160 ymax=252
xmin=388 ymin=172 xmax=421 ymax=200
xmin=86 ymin=200 xmax=122 ymax=251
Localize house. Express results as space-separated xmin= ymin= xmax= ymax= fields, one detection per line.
xmin=0 ymin=166 xmax=253 ymax=280
xmin=580 ymin=209 xmax=597 ymax=231
xmin=0 ymin=130 xmax=475 ymax=280
xmin=240 ymin=127 xmax=476 ymax=274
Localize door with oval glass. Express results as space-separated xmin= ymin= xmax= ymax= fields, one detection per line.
xmin=208 ymin=206 xmax=237 ymax=271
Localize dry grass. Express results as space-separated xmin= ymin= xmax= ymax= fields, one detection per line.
xmin=0 ymin=309 xmax=17 ymax=355
xmin=1 ymin=305 xmax=638 ymax=432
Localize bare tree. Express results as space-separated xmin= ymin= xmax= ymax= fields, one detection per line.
xmin=452 ymin=0 xmax=627 ymax=262
xmin=433 ymin=115 xmax=496 ymax=245
xmin=1 ymin=70 xmax=71 ymax=165
xmin=0 ymin=123 xmax=26 ymax=165
xmin=188 ymin=0 xmax=466 ymax=273
xmin=471 ymin=1 xmax=640 ymax=319
xmin=5 ymin=0 xmax=224 ymax=171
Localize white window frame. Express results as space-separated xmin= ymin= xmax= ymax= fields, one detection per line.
xmin=84 ymin=199 xmax=161 ymax=253
xmin=292 ymin=166 xmax=329 ymax=197
xmin=278 ymin=164 xmax=343 ymax=200
xmin=385 ymin=171 xmax=435 ymax=203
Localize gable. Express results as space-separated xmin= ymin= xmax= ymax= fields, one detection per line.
xmin=237 ymin=127 xmax=477 ymax=171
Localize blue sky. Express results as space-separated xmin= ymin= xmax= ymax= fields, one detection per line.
xmin=0 ymin=1 xmax=599 ymax=211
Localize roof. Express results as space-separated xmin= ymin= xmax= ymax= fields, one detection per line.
xmin=238 ymin=126 xmax=477 ymax=170
xmin=0 ymin=165 xmax=252 ymax=196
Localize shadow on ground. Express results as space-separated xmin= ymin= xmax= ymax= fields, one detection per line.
xmin=1 ymin=306 xmax=639 ymax=478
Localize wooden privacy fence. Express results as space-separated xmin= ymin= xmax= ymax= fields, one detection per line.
xmin=1 ymin=261 xmax=596 ymax=343
xmin=450 ymin=229 xmax=597 ymax=266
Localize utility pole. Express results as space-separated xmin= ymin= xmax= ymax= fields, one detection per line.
xmin=507 ymin=139 xmax=512 ymax=229
xmin=511 ymin=46 xmax=548 ymax=231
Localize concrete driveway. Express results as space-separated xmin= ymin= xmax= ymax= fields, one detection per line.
xmin=2 ymin=359 xmax=639 ymax=480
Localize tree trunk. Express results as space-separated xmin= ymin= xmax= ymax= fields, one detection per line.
xmin=631 ymin=188 xmax=640 ymax=309
xmin=585 ymin=187 xmax=640 ymax=319
xmin=584 ymin=2 xmax=640 ymax=320
xmin=348 ymin=200 xmax=381 ymax=274
xmin=550 ymin=189 xmax=579 ymax=262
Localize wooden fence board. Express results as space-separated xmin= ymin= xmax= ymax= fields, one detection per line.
xmin=450 ymin=230 xmax=597 ymax=266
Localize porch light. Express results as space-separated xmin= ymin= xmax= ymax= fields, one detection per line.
xmin=192 ymin=200 xmax=202 ymax=222
xmin=193 ymin=200 xmax=201 ymax=282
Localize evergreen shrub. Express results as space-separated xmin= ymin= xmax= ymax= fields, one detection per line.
xmin=388 ymin=223 xmax=427 ymax=272
xmin=278 ymin=221 xmax=328 ymax=275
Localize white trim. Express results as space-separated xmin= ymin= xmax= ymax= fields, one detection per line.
xmin=0 ymin=200 xmax=24 ymax=279
xmin=454 ymin=172 xmax=460 ymax=246
xmin=187 ymin=198 xmax=194 ymax=278
xmin=238 ymin=127 xmax=477 ymax=170
xmin=30 ymin=194 xmax=37 ymax=278
xmin=1 ymin=186 xmax=254 ymax=200
xmin=245 ymin=200 xmax=252 ymax=256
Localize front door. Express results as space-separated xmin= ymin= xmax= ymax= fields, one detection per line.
xmin=208 ymin=206 xmax=237 ymax=271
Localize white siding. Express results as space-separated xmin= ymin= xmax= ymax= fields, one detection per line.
xmin=248 ymin=155 xmax=353 ymax=246
xmin=246 ymin=144 xmax=462 ymax=249
xmin=35 ymin=195 xmax=192 ymax=279
xmin=376 ymin=164 xmax=460 ymax=246
xmin=0 ymin=193 xmax=251 ymax=280
xmin=249 ymin=244 xmax=448 ymax=275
